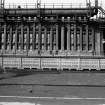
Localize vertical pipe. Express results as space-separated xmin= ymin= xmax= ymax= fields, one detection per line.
xmin=86 ymin=25 xmax=89 ymax=51
xmin=56 ymin=24 xmax=58 ymax=51
xmin=95 ymin=0 xmax=98 ymax=8
xmin=38 ymin=23 xmax=41 ymax=52
xmin=101 ymin=31 xmax=104 ymax=55
xmin=26 ymin=25 xmax=30 ymax=51
xmin=92 ymin=27 xmax=95 ymax=54
xmin=21 ymin=57 xmax=22 ymax=69
xmin=44 ymin=26 xmax=47 ymax=50
xmin=67 ymin=24 xmax=70 ymax=51
xmin=38 ymin=24 xmax=42 ymax=69
xmin=32 ymin=23 xmax=35 ymax=50
xmin=74 ymin=24 xmax=76 ymax=51
xmin=80 ymin=26 xmax=82 ymax=51
xmin=61 ymin=25 xmax=64 ymax=51
xmin=9 ymin=26 xmax=12 ymax=50
xmin=50 ymin=26 xmax=53 ymax=51
xmin=15 ymin=25 xmax=18 ymax=51
xmin=4 ymin=24 xmax=6 ymax=50
xmin=2 ymin=55 xmax=3 ymax=68
xmin=96 ymin=31 xmax=101 ymax=55
xmin=21 ymin=23 xmax=24 ymax=50
xmin=0 ymin=24 xmax=2 ymax=50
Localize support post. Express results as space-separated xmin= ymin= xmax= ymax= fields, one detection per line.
xmin=15 ymin=25 xmax=18 ymax=51
xmin=74 ymin=24 xmax=76 ymax=51
xmin=9 ymin=26 xmax=12 ymax=50
xmin=4 ymin=24 xmax=6 ymax=50
xmin=92 ymin=27 xmax=95 ymax=54
xmin=32 ymin=23 xmax=36 ymax=50
xmin=38 ymin=23 xmax=41 ymax=53
xmin=101 ymin=31 xmax=104 ymax=55
xmin=50 ymin=26 xmax=53 ymax=51
xmin=56 ymin=24 xmax=58 ymax=51
xmin=0 ymin=24 xmax=2 ymax=50
xmin=61 ymin=25 xmax=64 ymax=51
xmin=44 ymin=26 xmax=47 ymax=50
xmin=67 ymin=24 xmax=70 ymax=51
xmin=80 ymin=26 xmax=82 ymax=51
xmin=86 ymin=25 xmax=89 ymax=51
xmin=96 ymin=30 xmax=101 ymax=55
xmin=21 ymin=23 xmax=24 ymax=50
xmin=26 ymin=25 xmax=30 ymax=51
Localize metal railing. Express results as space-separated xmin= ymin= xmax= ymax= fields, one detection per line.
xmin=4 ymin=3 xmax=87 ymax=9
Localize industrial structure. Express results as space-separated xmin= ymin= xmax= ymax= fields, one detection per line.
xmin=0 ymin=0 xmax=105 ymax=70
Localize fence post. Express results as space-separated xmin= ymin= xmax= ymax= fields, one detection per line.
xmin=21 ymin=57 xmax=22 ymax=69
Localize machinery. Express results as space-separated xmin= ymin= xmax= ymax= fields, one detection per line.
xmin=0 ymin=0 xmax=105 ymax=71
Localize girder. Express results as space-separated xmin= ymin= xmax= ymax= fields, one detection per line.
xmin=4 ymin=8 xmax=96 ymax=17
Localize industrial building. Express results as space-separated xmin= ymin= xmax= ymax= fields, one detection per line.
xmin=0 ymin=0 xmax=105 ymax=70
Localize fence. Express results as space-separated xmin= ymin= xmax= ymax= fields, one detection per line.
xmin=4 ymin=3 xmax=87 ymax=9
xmin=0 ymin=56 xmax=105 ymax=70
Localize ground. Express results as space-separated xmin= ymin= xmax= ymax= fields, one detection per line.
xmin=0 ymin=71 xmax=105 ymax=105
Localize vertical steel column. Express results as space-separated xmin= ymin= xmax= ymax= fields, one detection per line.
xmin=100 ymin=31 xmax=103 ymax=55
xmin=50 ymin=26 xmax=53 ymax=51
xmin=92 ymin=27 xmax=95 ymax=53
xmin=61 ymin=25 xmax=64 ymax=51
xmin=56 ymin=24 xmax=58 ymax=51
xmin=0 ymin=24 xmax=2 ymax=50
xmin=80 ymin=26 xmax=82 ymax=51
xmin=74 ymin=24 xmax=76 ymax=51
xmin=26 ymin=25 xmax=30 ymax=51
xmin=96 ymin=31 xmax=101 ymax=55
xmin=15 ymin=25 xmax=18 ymax=51
xmin=44 ymin=26 xmax=47 ymax=50
xmin=21 ymin=24 xmax=24 ymax=50
xmin=32 ymin=23 xmax=36 ymax=50
xmin=4 ymin=24 xmax=6 ymax=50
xmin=86 ymin=25 xmax=89 ymax=51
xmin=9 ymin=26 xmax=12 ymax=50
xmin=38 ymin=23 xmax=41 ymax=52
xmin=67 ymin=24 xmax=70 ymax=51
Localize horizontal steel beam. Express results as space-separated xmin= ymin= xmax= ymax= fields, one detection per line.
xmin=4 ymin=8 xmax=96 ymax=16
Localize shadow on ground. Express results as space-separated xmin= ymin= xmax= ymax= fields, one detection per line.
xmin=0 ymin=69 xmax=61 ymax=80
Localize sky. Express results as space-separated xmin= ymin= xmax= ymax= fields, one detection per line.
xmin=3 ymin=0 xmax=105 ymax=8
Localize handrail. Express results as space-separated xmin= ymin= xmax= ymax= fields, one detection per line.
xmin=4 ymin=3 xmax=87 ymax=9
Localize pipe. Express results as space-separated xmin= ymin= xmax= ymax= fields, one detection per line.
xmin=95 ymin=0 xmax=98 ymax=8
xmin=4 ymin=8 xmax=96 ymax=16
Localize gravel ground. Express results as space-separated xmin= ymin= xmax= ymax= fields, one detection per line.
xmin=0 ymin=71 xmax=105 ymax=85
xmin=0 ymin=71 xmax=105 ymax=104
